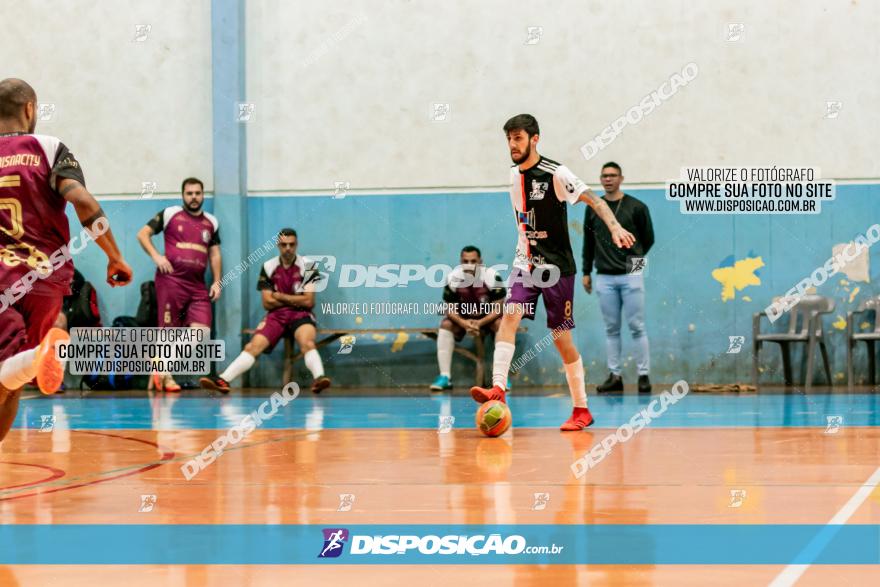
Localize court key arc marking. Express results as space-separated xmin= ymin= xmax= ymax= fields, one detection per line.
xmin=0 ymin=461 xmax=66 ymax=491
xmin=0 ymin=431 xmax=175 ymax=502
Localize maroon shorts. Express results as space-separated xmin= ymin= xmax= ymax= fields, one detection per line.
xmin=254 ymin=313 xmax=316 ymax=351
xmin=0 ymin=291 xmax=63 ymax=361
xmin=156 ymin=274 xmax=212 ymax=327
xmin=505 ymin=269 xmax=575 ymax=330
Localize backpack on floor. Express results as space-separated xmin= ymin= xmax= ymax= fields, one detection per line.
xmin=135 ymin=280 xmax=157 ymax=327
xmin=79 ymin=316 xmax=148 ymax=391
xmin=64 ymin=269 xmax=102 ymax=328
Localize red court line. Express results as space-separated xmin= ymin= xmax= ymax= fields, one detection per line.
xmin=0 ymin=462 xmax=66 ymax=490
xmin=0 ymin=431 xmax=175 ymax=502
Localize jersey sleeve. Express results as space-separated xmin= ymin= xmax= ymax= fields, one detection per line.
xmin=146 ymin=210 xmax=165 ymax=234
xmin=50 ymin=143 xmax=86 ymax=192
xmin=442 ymin=284 xmax=460 ymax=303
xmin=442 ymin=266 xmax=467 ymax=302
xmin=209 ymin=228 xmax=221 ymax=247
xmin=553 ymin=165 xmax=589 ymax=204
xmin=256 ymin=265 xmax=273 ymax=290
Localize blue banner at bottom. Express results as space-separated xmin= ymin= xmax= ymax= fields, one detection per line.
xmin=0 ymin=524 xmax=878 ymax=565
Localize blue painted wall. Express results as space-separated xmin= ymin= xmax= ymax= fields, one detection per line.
xmin=75 ymin=184 xmax=880 ymax=388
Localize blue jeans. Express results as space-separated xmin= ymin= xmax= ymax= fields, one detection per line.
xmin=595 ymin=273 xmax=649 ymax=376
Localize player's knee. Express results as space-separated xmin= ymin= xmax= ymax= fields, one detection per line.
xmin=629 ymin=319 xmax=646 ymax=338
xmin=502 ymin=309 xmax=522 ymax=325
xmin=440 ymin=318 xmax=454 ymax=330
xmin=553 ymin=331 xmax=574 ymax=350
xmin=300 ymin=339 xmax=316 ymax=352
xmin=604 ymin=321 xmax=621 ymax=336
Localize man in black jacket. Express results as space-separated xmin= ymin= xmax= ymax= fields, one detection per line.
xmin=582 ymin=162 xmax=654 ymax=393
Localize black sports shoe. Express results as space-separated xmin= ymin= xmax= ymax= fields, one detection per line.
xmin=597 ymin=373 xmax=624 ymax=393
xmin=638 ymin=375 xmax=652 ymax=393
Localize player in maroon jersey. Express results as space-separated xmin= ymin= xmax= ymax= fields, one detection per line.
xmin=0 ymin=78 xmax=132 ymax=441
xmin=136 ymin=177 xmax=222 ymax=392
xmin=199 ymin=228 xmax=331 ymax=394
xmin=429 ymin=246 xmax=506 ymax=391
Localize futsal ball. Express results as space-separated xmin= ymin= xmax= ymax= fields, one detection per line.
xmin=475 ymin=400 xmax=512 ymax=437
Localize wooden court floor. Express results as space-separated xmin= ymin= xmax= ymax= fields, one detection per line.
xmin=1 ymin=389 xmax=878 ymax=586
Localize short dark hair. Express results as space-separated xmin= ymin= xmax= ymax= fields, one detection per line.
xmin=181 ymin=177 xmax=204 ymax=193
xmin=503 ymin=114 xmax=539 ymax=138
xmin=461 ymin=245 xmax=481 ymax=257
xmin=601 ymin=162 xmax=622 ymax=174
xmin=279 ymin=228 xmax=297 ymax=239
xmin=0 ymin=78 xmax=36 ymax=120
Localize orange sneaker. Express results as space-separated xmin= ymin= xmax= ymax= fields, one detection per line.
xmin=560 ymin=407 xmax=594 ymax=431
xmin=35 ymin=328 xmax=69 ymax=395
xmin=470 ymin=384 xmax=506 ymax=404
xmin=163 ymin=376 xmax=181 ymax=393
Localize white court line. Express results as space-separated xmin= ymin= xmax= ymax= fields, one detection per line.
xmin=769 ymin=465 xmax=880 ymax=586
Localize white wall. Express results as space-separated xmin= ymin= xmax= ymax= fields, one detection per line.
xmin=4 ymin=0 xmax=213 ymax=196
xmin=247 ymin=0 xmax=879 ymax=191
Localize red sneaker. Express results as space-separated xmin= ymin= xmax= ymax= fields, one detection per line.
xmin=310 ymin=376 xmax=331 ymax=394
xmin=199 ymin=376 xmax=230 ymax=394
xmin=470 ymin=385 xmax=506 ymax=404
xmin=35 ymin=328 xmax=69 ymax=395
xmin=560 ymin=407 xmax=594 ymax=431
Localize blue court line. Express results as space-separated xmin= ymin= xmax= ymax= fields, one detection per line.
xmin=14 ymin=393 xmax=880 ymax=430
xmin=0 ymin=524 xmax=878 ymax=564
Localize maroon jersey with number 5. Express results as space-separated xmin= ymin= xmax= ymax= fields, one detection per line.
xmin=0 ymin=132 xmax=85 ymax=296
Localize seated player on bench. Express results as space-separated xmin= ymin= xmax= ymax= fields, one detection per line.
xmin=430 ymin=245 xmax=507 ymax=391
xmin=200 ymin=228 xmax=331 ymax=394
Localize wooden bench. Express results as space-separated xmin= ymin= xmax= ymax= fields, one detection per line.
xmin=241 ymin=326 xmax=527 ymax=386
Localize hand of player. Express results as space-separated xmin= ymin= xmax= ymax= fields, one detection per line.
xmin=466 ymin=319 xmax=481 ymax=335
xmin=582 ymin=274 xmax=592 ymax=294
xmin=209 ymin=281 xmax=221 ymax=301
xmin=107 ymin=258 xmax=133 ymax=287
xmin=154 ymin=255 xmax=174 ymax=274
xmin=611 ymin=226 xmax=636 ymax=249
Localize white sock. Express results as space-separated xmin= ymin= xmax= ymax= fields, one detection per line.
xmin=0 ymin=349 xmax=37 ymax=390
xmin=219 ymin=351 xmax=256 ymax=383
xmin=304 ymin=349 xmax=325 ymax=379
xmin=564 ymin=355 xmax=588 ymax=408
xmin=437 ymin=329 xmax=454 ymax=378
xmin=492 ymin=342 xmax=515 ymax=390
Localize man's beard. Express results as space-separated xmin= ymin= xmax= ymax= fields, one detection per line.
xmin=186 ymin=200 xmax=203 ymax=212
xmin=510 ymin=142 xmax=531 ymax=164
